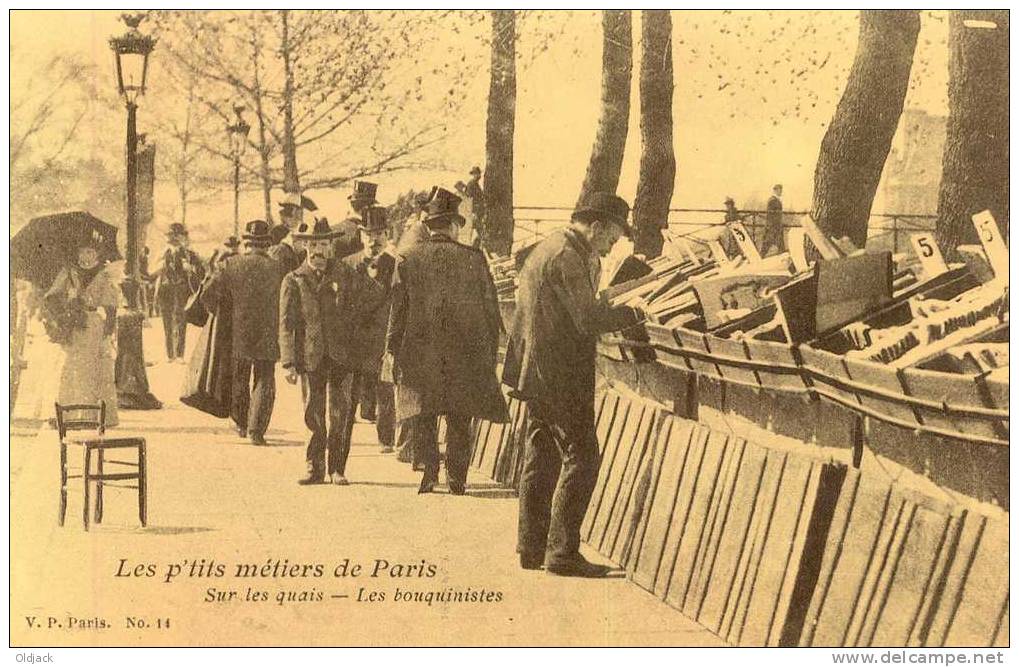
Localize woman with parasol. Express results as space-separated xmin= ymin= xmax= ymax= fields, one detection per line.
xmin=43 ymin=235 xmax=121 ymax=427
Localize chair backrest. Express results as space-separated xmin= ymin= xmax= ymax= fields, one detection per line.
xmin=54 ymin=402 xmax=106 ymax=441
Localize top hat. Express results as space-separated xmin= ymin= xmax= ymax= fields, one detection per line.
xmin=224 ymin=235 xmax=240 ymax=248
xmin=413 ymin=190 xmax=432 ymax=210
xmin=242 ymin=220 xmax=272 ymax=246
xmin=166 ymin=222 xmax=188 ymax=238
xmin=279 ymin=193 xmax=318 ymax=212
xmin=422 ymin=187 xmax=465 ymax=228
xmin=348 ymin=180 xmax=378 ymax=204
xmin=360 ymin=206 xmax=389 ymax=233
xmin=294 ymin=218 xmax=336 ymax=241
xmin=470 ymin=165 xmax=482 ymax=177
xmin=573 ymin=192 xmax=632 ymax=236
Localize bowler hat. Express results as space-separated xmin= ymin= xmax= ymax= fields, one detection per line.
xmin=348 ymin=180 xmax=378 ymax=204
xmin=294 ymin=218 xmax=336 ymax=241
xmin=360 ymin=206 xmax=389 ymax=233
xmin=279 ymin=193 xmax=318 ymax=212
xmin=470 ymin=165 xmax=482 ymax=176
xmin=224 ymin=235 xmax=240 ymax=248
xmin=166 ymin=222 xmax=188 ymax=238
xmin=242 ymin=219 xmax=272 ymax=246
xmin=422 ymin=187 xmax=465 ymax=229
xmin=573 ymin=192 xmax=631 ymax=236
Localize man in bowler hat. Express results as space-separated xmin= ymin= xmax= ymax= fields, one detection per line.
xmin=280 ymin=219 xmax=385 ymax=485
xmin=335 ymin=180 xmax=374 ymax=259
xmin=270 ymin=192 xmax=317 ymax=275
xmin=155 ymin=222 xmax=204 ymax=362
xmin=384 ymin=187 xmax=508 ymax=494
xmin=503 ymin=192 xmax=647 ymax=577
xmin=202 ymin=220 xmax=284 ymax=445
xmin=341 ymin=205 xmax=398 ymax=453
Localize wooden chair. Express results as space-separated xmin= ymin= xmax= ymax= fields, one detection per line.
xmin=55 ymin=402 xmax=147 ymax=531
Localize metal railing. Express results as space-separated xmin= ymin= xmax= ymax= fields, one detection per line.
xmin=511 ymin=207 xmax=937 ymax=255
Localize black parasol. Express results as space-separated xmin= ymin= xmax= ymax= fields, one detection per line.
xmin=11 ymin=211 xmax=122 ymax=289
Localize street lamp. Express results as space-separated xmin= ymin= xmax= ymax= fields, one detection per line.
xmin=227 ymin=103 xmax=251 ymax=237
xmin=110 ymin=12 xmax=160 ymax=410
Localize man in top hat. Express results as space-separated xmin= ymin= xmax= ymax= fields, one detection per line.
xmin=384 ymin=187 xmax=508 ymax=495
xmin=334 ymin=180 xmax=375 ymax=259
xmin=270 ymin=192 xmax=318 ymax=275
xmin=502 ymin=191 xmax=647 ymax=577
xmin=155 ymin=222 xmax=205 ymax=362
xmin=202 ymin=220 xmax=284 ymax=445
xmin=281 ymin=218 xmax=386 ymax=485
xmin=341 ymin=205 xmax=398 ymax=453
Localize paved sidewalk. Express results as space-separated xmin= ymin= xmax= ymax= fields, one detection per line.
xmin=10 ymin=319 xmax=725 ymax=647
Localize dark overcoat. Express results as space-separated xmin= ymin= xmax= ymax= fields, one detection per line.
xmin=501 ymin=228 xmax=640 ymax=413
xmin=279 ymin=260 xmax=385 ymax=374
xmin=332 ymin=217 xmax=364 ymax=260
xmin=201 ymin=250 xmax=282 ymax=361
xmin=268 ymin=241 xmax=302 ymax=276
xmin=385 ymin=235 xmax=508 ymax=423
xmin=341 ymin=250 xmax=396 ymax=375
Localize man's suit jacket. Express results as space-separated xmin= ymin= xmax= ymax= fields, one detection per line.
xmin=501 ymin=227 xmax=640 ymax=413
xmin=385 ymin=234 xmax=507 ymax=423
xmin=201 ymin=250 xmax=283 ymax=361
xmin=279 ymin=260 xmax=384 ymax=374
xmin=341 ymin=250 xmax=396 ymax=375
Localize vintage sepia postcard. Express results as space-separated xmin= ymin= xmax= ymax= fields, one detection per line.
xmin=8 ymin=7 xmax=1010 ymax=652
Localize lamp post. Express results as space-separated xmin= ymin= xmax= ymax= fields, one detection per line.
xmin=110 ymin=12 xmax=161 ymax=410
xmin=227 ymin=104 xmax=251 ymax=237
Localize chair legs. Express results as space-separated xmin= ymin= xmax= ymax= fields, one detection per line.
xmin=83 ymin=448 xmax=92 ymax=532
xmin=138 ymin=442 xmax=147 ymax=527
xmin=95 ymin=449 xmax=104 ymax=524
xmin=58 ymin=442 xmax=67 ymax=527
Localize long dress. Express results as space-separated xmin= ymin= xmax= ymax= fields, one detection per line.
xmin=180 ymin=288 xmax=234 ymax=418
xmin=45 ymin=266 xmax=120 ymax=427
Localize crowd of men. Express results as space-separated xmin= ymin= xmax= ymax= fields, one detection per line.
xmin=157 ymin=175 xmax=647 ymax=578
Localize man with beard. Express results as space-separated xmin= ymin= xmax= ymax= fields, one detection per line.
xmin=342 ymin=205 xmax=398 ymax=453
xmin=155 ymin=222 xmax=204 ymax=362
xmin=384 ymin=187 xmax=507 ymax=495
xmin=334 ymin=180 xmax=374 ymax=259
xmin=201 ymin=220 xmax=283 ymax=445
xmin=280 ymin=219 xmax=385 ymax=485
xmin=270 ymin=193 xmax=317 ymax=275
xmin=503 ymin=192 xmax=647 ymax=577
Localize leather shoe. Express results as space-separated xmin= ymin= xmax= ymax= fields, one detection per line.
xmin=379 ymin=445 xmax=395 ymax=454
xmin=235 ymin=425 xmax=247 ymax=438
xmin=519 ymin=554 xmax=543 ymax=571
xmin=418 ymin=467 xmax=439 ymax=494
xmin=249 ymin=433 xmax=267 ymax=446
xmin=447 ymin=479 xmax=466 ymax=496
xmin=298 ymin=472 xmax=325 ymax=486
xmin=330 ymin=473 xmax=349 ymax=486
xmin=545 ymin=556 xmax=612 ymax=578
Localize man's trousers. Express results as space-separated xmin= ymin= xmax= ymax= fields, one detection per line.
xmin=516 ymin=400 xmax=601 ymax=567
xmin=355 ymin=375 xmax=395 ymax=450
xmin=159 ymin=287 xmax=188 ymax=359
xmin=231 ymin=358 xmax=276 ymax=438
xmin=302 ymin=359 xmax=359 ymax=476
xmin=409 ymin=413 xmax=471 ymax=485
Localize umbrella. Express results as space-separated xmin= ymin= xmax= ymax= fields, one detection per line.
xmin=11 ymin=211 xmax=122 ymax=289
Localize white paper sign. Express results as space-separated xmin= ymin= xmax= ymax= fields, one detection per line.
xmin=971 ymin=210 xmax=1009 ymax=284
xmin=910 ymin=233 xmax=948 ymax=278
xmin=728 ymin=221 xmax=762 ymax=262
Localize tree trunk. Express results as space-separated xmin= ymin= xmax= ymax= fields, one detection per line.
xmin=483 ymin=10 xmax=516 ymax=257
xmin=632 ymin=10 xmax=675 ymax=259
xmin=280 ymin=10 xmax=301 ymax=199
xmin=577 ymin=10 xmax=632 ymax=206
xmin=250 ymin=34 xmax=274 ymax=224
xmin=811 ymin=10 xmax=920 ymax=249
xmin=936 ymin=10 xmax=1009 ymax=256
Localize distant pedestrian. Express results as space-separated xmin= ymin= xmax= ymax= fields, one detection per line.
xmin=763 ymin=184 xmax=785 ymax=256
xmin=503 ymin=192 xmax=646 ymax=577
xmin=209 ymin=235 xmax=240 ymax=271
xmin=269 ymin=193 xmax=317 ymax=276
xmin=463 ymin=166 xmax=485 ymax=248
xmin=155 ymin=222 xmax=204 ymax=362
xmin=335 ymin=181 xmax=374 ymax=259
xmin=202 ymin=220 xmax=283 ymax=445
xmin=384 ymin=187 xmax=507 ymax=495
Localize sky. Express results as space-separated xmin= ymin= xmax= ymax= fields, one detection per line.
xmin=11 ymin=10 xmax=951 ymax=250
